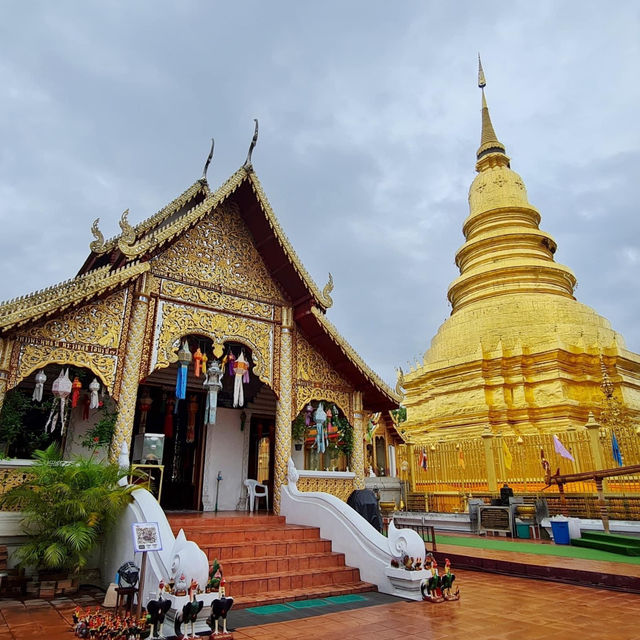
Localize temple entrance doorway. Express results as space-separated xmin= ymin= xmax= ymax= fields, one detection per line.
xmin=133 ymin=336 xmax=273 ymax=511
xmin=247 ymin=415 xmax=275 ymax=510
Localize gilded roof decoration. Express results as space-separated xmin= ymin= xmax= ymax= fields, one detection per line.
xmin=321 ymin=273 xmax=334 ymax=309
xmin=23 ymin=289 xmax=128 ymax=349
xmin=309 ymin=306 xmax=401 ymax=403
xmin=0 ymin=262 xmax=149 ymax=332
xmin=296 ymin=332 xmax=350 ymax=388
xmin=151 ymin=201 xmax=286 ymax=303
xmin=95 ymin=179 xmax=208 ymax=254
xmin=90 ymin=218 xmax=106 ymax=254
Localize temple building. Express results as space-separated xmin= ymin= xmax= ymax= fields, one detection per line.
xmin=402 ymin=62 xmax=640 ymax=441
xmin=0 ymin=133 xmax=400 ymax=513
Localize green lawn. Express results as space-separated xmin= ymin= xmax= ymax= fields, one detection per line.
xmin=436 ymin=533 xmax=640 ymax=565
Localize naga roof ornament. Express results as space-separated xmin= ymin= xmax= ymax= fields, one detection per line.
xmin=319 ymin=273 xmax=334 ymax=308
xmin=90 ymin=218 xmax=106 ymax=254
xmin=117 ymin=209 xmax=153 ymax=258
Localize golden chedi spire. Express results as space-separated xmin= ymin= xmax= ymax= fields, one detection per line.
xmin=476 ymin=54 xmax=506 ymax=161
xmin=401 ymin=59 xmax=635 ymax=440
xmin=447 ymin=57 xmax=577 ymax=313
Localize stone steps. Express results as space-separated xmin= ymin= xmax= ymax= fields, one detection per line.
xmin=166 ymin=512 xmax=376 ymax=609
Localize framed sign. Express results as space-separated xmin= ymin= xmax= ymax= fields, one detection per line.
xmin=132 ymin=522 xmax=163 ymax=552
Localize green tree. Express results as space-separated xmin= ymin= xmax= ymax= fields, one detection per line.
xmin=0 ymin=444 xmax=135 ymax=572
xmin=0 ymin=390 xmax=52 ymax=458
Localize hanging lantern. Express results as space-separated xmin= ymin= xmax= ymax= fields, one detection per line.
xmin=314 ymin=402 xmax=327 ymax=453
xmin=32 ymin=370 xmax=46 ymax=402
xmin=203 ymin=360 xmax=223 ymax=426
xmin=89 ymin=378 xmax=100 ymax=409
xmin=224 ymin=350 xmax=236 ymax=377
xmin=232 ymin=351 xmax=249 ymax=408
xmin=201 ymin=352 xmax=208 ymax=376
xmin=51 ymin=368 xmax=72 ymax=433
xmin=304 ymin=403 xmax=314 ymax=427
xmin=193 ymin=348 xmax=203 ymax=378
xmin=175 ymin=341 xmax=192 ymax=400
xmin=71 ymin=377 xmax=82 ymax=408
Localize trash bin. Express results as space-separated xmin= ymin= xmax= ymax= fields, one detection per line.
xmin=550 ymin=519 xmax=570 ymax=545
xmin=515 ymin=521 xmax=531 ymax=539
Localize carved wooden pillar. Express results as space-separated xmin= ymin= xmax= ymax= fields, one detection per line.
xmin=109 ymin=285 xmax=149 ymax=462
xmin=273 ymin=307 xmax=293 ymax=514
xmin=352 ymin=391 xmax=365 ymax=489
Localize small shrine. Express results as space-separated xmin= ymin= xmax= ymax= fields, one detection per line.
xmin=0 ymin=126 xmax=401 ymax=513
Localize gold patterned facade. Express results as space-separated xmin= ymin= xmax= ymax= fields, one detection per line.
xmin=403 ymin=68 xmax=640 ymax=442
xmin=0 ymin=158 xmax=398 ymax=510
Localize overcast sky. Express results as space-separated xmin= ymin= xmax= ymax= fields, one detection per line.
xmin=1 ymin=1 xmax=639 ymax=387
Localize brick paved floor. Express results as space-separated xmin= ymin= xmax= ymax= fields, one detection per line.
xmin=2 ymin=569 xmax=640 ymax=640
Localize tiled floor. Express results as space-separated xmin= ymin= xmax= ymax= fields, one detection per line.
xmin=2 ymin=570 xmax=640 ymax=640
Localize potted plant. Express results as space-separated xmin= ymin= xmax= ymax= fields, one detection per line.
xmin=0 ymin=443 xmax=136 ymax=588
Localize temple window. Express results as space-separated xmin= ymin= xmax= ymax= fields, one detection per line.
xmin=292 ymin=400 xmax=353 ymax=472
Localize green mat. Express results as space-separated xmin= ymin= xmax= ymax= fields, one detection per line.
xmin=246 ymin=594 xmax=369 ymax=616
xmin=437 ymin=534 xmax=640 ymax=565
xmin=325 ymin=595 xmax=367 ymax=604
xmin=288 ymin=598 xmax=330 ymax=609
xmin=247 ymin=604 xmax=292 ymax=615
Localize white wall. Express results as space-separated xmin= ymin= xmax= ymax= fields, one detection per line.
xmin=201 ymin=408 xmax=248 ymax=511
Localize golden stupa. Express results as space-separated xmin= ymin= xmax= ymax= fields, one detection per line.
xmin=403 ymin=60 xmax=640 ymax=439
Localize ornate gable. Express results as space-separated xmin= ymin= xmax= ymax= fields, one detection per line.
xmin=294 ymin=331 xmax=354 ymax=422
xmin=150 ymin=201 xmax=287 ymax=304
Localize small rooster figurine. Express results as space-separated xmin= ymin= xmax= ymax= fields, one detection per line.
xmin=174 ymin=579 xmax=203 ymax=639
xmin=146 ymin=582 xmax=171 ymax=639
xmin=441 ymin=558 xmax=460 ymax=600
xmin=421 ymin=553 xmax=444 ymax=603
xmin=206 ymin=577 xmax=234 ymax=636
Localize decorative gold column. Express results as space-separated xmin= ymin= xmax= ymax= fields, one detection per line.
xmin=273 ymin=307 xmax=293 ymax=514
xmin=0 ymin=338 xmax=13 ymax=417
xmin=352 ymin=391 xmax=365 ymax=489
xmin=109 ymin=284 xmax=149 ymax=462
xmin=481 ymin=430 xmax=498 ymax=492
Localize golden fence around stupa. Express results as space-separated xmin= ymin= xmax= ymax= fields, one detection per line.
xmin=397 ymin=422 xmax=640 ymax=519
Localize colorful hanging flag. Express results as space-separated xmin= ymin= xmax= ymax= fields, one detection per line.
xmin=502 ymin=439 xmax=513 ymax=470
xmin=612 ymin=432 xmax=623 ymax=466
xmin=457 ymin=448 xmax=466 ymax=469
xmin=419 ymin=448 xmax=428 ymax=470
xmin=553 ymin=434 xmax=575 ymax=462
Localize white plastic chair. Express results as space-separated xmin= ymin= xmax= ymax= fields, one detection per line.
xmin=244 ymin=479 xmax=269 ymax=512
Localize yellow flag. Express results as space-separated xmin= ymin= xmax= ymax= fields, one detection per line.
xmin=457 ymin=448 xmax=466 ymax=469
xmin=502 ymin=439 xmax=513 ymax=470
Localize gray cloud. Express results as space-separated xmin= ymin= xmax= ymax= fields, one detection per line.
xmin=1 ymin=1 xmax=639 ymax=387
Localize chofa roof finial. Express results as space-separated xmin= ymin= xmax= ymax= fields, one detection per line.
xmin=243 ymin=119 xmax=259 ymax=171
xmin=201 ymin=138 xmax=215 ymax=181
